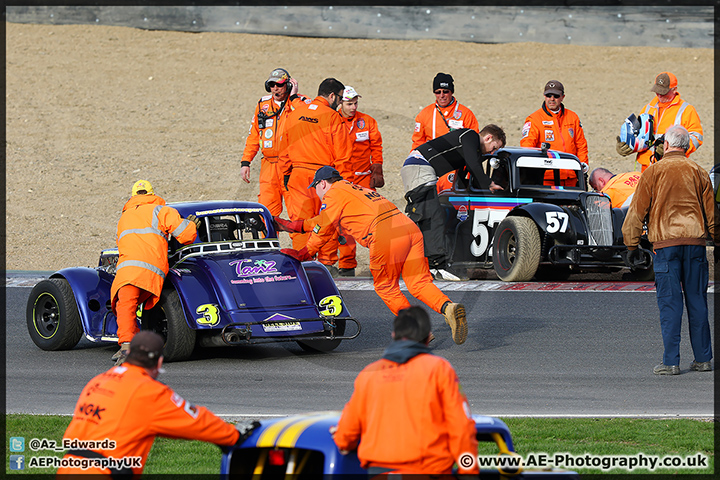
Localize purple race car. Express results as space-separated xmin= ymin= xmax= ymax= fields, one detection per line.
xmin=26 ymin=200 xmax=359 ymax=361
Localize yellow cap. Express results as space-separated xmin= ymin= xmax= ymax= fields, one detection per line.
xmin=131 ymin=180 xmax=154 ymax=196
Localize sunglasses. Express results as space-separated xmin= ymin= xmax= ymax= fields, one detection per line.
xmin=544 ymin=93 xmax=561 ymax=99
xmin=434 ymin=89 xmax=452 ymax=95
xmin=267 ymin=81 xmax=286 ymax=88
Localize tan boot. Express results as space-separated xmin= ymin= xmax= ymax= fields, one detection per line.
xmin=112 ymin=342 xmax=130 ymax=364
xmin=442 ymin=302 xmax=467 ymax=345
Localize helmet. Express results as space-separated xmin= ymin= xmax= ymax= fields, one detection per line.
xmin=131 ymin=180 xmax=154 ymax=196
xmin=620 ymin=113 xmax=654 ymax=153
xmin=264 ymin=68 xmax=291 ymax=93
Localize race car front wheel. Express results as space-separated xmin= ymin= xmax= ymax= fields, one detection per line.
xmin=143 ymin=288 xmax=196 ymax=362
xmin=492 ymin=216 xmax=541 ymax=282
xmin=26 ymin=278 xmax=83 ymax=350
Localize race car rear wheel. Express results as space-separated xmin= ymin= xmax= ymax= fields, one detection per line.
xmin=143 ymin=288 xmax=196 ymax=362
xmin=492 ymin=216 xmax=541 ymax=282
xmin=26 ymin=278 xmax=83 ymax=350
xmin=296 ymin=319 xmax=345 ymax=353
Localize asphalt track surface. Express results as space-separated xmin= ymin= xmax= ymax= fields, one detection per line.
xmin=5 ymin=272 xmax=715 ymax=418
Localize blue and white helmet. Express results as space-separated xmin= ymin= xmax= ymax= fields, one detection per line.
xmin=620 ymin=113 xmax=654 ymax=153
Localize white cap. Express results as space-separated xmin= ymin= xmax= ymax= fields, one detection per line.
xmin=342 ymin=86 xmax=362 ymax=101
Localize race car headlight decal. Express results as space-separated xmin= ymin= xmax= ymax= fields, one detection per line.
xmin=318 ymin=295 xmax=343 ymax=317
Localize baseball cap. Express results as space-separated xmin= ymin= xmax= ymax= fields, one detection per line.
xmin=131 ymin=180 xmax=154 ymax=196
xmin=651 ymin=72 xmax=677 ymax=95
xmin=126 ymin=331 xmax=164 ymax=367
xmin=266 ymin=68 xmax=290 ymax=85
xmin=543 ymin=80 xmax=564 ymax=96
xmin=433 ymin=73 xmax=454 ymax=93
xmin=308 ymin=166 xmax=343 ymax=189
xmin=342 ymin=86 xmax=362 ymax=101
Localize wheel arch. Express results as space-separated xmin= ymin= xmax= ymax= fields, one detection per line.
xmin=50 ymin=267 xmax=113 ymax=337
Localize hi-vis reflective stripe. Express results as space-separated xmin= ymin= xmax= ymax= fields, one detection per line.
xmin=116 ymin=260 xmax=166 ymax=279
xmin=255 ymin=414 xmax=337 ymax=448
xmin=172 ymin=218 xmax=192 ymax=238
xmin=118 ymin=226 xmax=165 ymax=241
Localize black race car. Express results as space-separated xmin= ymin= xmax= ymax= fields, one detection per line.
xmin=438 ymin=146 xmax=652 ymax=281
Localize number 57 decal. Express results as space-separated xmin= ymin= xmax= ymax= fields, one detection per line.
xmin=545 ymin=211 xmax=569 ymax=233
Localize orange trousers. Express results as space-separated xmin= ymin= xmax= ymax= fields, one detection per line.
xmin=258 ymin=159 xmax=284 ymax=216
xmin=115 ymin=284 xmax=153 ymax=344
xmin=369 ymin=214 xmax=450 ymax=315
xmin=286 ymin=166 xmax=338 ymax=265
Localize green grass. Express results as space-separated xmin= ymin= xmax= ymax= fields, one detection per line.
xmin=5 ymin=415 xmax=714 ymax=475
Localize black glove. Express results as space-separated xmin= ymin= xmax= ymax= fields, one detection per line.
xmin=284 ymin=175 xmax=291 ymax=191
xmin=621 ymin=248 xmax=646 ymax=268
xmin=221 ymin=420 xmax=261 ymax=453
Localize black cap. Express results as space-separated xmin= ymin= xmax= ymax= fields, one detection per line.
xmin=126 ymin=331 xmax=164 ymax=367
xmin=433 ymin=73 xmax=454 ymax=93
xmin=308 ymin=166 xmax=343 ymax=189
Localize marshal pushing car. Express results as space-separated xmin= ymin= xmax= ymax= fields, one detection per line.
xmin=221 ymin=412 xmax=580 ymax=478
xmin=26 ymin=201 xmax=359 ymax=361
xmin=439 ymin=146 xmax=653 ymax=281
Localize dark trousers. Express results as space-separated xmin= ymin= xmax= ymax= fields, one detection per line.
xmin=405 ymin=185 xmax=449 ymax=269
xmin=653 ymin=245 xmax=712 ymax=366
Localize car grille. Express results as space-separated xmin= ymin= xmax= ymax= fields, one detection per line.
xmin=584 ymin=195 xmax=613 ymax=246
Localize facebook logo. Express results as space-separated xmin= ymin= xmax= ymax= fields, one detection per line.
xmin=10 ymin=455 xmax=25 ymax=470
xmin=10 ymin=436 xmax=25 ymax=452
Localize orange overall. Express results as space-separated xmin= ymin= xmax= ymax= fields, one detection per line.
xmin=110 ymin=195 xmax=197 ymax=343
xmin=57 ymin=363 xmax=239 ymax=477
xmin=241 ymin=94 xmax=308 ymax=215
xmin=601 ymin=172 xmax=640 ymax=208
xmin=303 ymin=181 xmax=451 ymax=315
xmin=334 ymin=352 xmax=478 ymax=474
xmin=279 ymin=96 xmax=353 ymax=264
xmin=521 ymin=103 xmax=588 ymax=186
xmin=411 ymin=98 xmax=479 ymax=151
xmin=338 ymin=111 xmax=384 ymax=269
xmin=636 ymin=93 xmax=703 ymax=171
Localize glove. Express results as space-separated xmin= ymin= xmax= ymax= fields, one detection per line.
xmin=284 ymin=174 xmax=291 ymax=191
xmin=186 ymin=214 xmax=202 ymax=230
xmin=369 ymin=163 xmax=384 ymax=189
xmin=616 ymin=136 xmax=633 ymax=156
xmin=221 ymin=420 xmax=261 ymax=453
xmin=273 ymin=216 xmax=304 ymax=233
xmin=281 ymin=247 xmax=312 ymax=262
xmin=621 ymin=248 xmax=646 ymax=268
xmin=654 ymin=140 xmax=664 ymax=158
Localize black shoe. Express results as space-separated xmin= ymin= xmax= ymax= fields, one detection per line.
xmin=338 ymin=268 xmax=355 ymax=277
xmin=324 ymin=265 xmax=340 ymax=278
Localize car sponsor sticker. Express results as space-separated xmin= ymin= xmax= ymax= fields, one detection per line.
xmin=229 ymin=259 xmax=296 ymax=284
xmin=457 ymin=204 xmax=469 ymax=221
xmin=544 ymin=129 xmax=555 ymax=142
xmin=355 ymin=131 xmax=369 ymax=142
xmin=196 ymin=207 xmax=265 ymax=215
xmin=261 ymin=313 xmax=302 ymax=332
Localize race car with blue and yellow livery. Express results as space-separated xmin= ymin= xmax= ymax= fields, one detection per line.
xmin=26 ymin=200 xmax=358 ymax=361
xmin=439 ymin=146 xmax=653 ymax=281
xmin=221 ymin=412 xmax=580 ymax=478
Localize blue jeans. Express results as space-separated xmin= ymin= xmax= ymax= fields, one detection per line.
xmin=653 ymin=245 xmax=712 ymax=366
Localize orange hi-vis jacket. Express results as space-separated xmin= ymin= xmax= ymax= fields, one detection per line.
xmin=601 ymin=172 xmax=640 ymax=208
xmin=58 ymin=363 xmax=240 ymax=477
xmin=520 ymin=103 xmax=589 ymax=164
xmin=411 ymin=98 xmax=479 ymax=151
xmin=340 ymin=111 xmax=384 ymax=189
xmin=334 ymin=349 xmax=478 ymax=474
xmin=241 ymin=93 xmax=308 ymax=215
xmin=279 ymin=96 xmax=353 ymax=179
xmin=302 ymin=181 xmax=450 ymax=315
xmin=110 ymin=195 xmax=196 ymax=312
xmin=636 ymin=92 xmax=703 ymax=170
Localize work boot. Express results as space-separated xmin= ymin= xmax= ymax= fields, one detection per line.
xmin=112 ymin=342 xmax=130 ymax=365
xmin=653 ymin=363 xmax=680 ymax=375
xmin=324 ymin=264 xmax=340 ymax=278
xmin=338 ymin=267 xmax=355 ymax=277
xmin=690 ymin=361 xmax=712 ymax=372
xmin=441 ymin=302 xmax=467 ymax=345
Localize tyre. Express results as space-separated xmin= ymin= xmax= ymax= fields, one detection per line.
xmin=26 ymin=278 xmax=83 ymax=350
xmin=297 ymin=319 xmax=345 ymax=353
xmin=142 ymin=288 xmax=196 ymax=361
xmin=492 ymin=216 xmax=541 ymax=282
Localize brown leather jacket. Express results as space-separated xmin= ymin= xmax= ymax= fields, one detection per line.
xmin=622 ymin=150 xmax=718 ymax=249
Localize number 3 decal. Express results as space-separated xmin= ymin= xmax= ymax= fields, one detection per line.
xmin=196 ymin=304 xmax=220 ymax=326
xmin=545 ymin=211 xmax=569 ymax=233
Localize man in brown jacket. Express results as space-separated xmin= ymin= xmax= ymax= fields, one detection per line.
xmin=622 ymin=125 xmax=718 ymax=375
